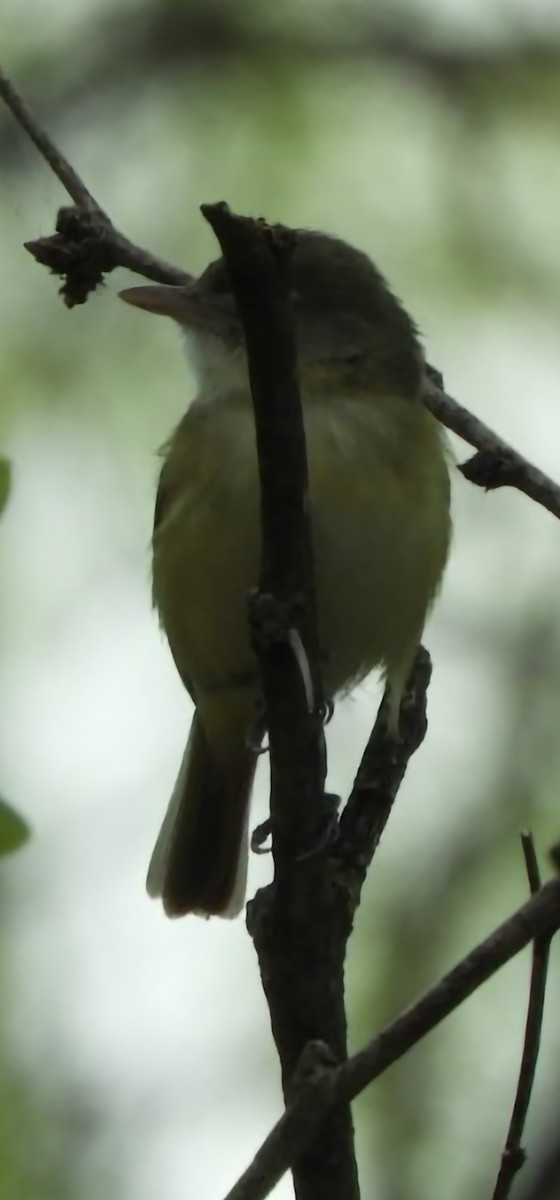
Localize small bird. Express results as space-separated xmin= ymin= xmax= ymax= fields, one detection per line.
xmin=120 ymin=226 xmax=451 ymax=919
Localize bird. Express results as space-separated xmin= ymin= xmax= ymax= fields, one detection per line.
xmin=119 ymin=225 xmax=451 ymax=919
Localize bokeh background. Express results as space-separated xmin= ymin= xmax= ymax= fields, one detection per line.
xmin=2 ymin=2 xmax=560 ymax=1198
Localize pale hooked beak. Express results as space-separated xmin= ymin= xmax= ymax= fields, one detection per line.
xmin=119 ymin=284 xmax=198 ymax=319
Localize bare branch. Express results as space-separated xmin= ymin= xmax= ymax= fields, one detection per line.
xmin=424 ymin=376 xmax=560 ymax=521
xmin=24 ymin=205 xmax=191 ymax=306
xmin=0 ymin=61 xmax=191 ymax=305
xmin=492 ymin=834 xmax=552 ymax=1200
xmin=0 ymin=62 xmax=99 ymax=210
xmin=201 ymin=204 xmax=358 ymax=1200
xmin=224 ymin=875 xmax=560 ymax=1200
xmin=333 ymin=646 xmax=432 ymax=913
xmin=200 ymin=203 xmax=326 ymax=857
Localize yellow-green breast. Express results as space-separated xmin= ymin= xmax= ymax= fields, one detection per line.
xmin=152 ymin=389 xmax=450 ymax=705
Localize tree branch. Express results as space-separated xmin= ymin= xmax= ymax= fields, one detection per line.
xmin=0 ymin=62 xmax=99 ymax=210
xmin=223 ymin=874 xmax=560 ymax=1200
xmin=24 ymin=206 xmax=191 ymax=306
xmin=201 ymin=202 xmax=358 ymax=1200
xmin=0 ymin=62 xmax=191 ymax=305
xmin=423 ymin=374 xmax=560 ymax=521
xmin=333 ymin=645 xmax=432 ymax=917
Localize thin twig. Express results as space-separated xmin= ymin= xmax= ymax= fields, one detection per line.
xmin=334 ymin=646 xmax=431 ymax=915
xmin=491 ymin=834 xmax=552 ymax=1200
xmin=424 ymin=378 xmax=560 ymax=521
xmin=223 ymin=876 xmax=560 ymax=1200
xmin=0 ymin=63 xmax=99 ymax=210
xmin=0 ymin=61 xmax=191 ymax=304
xmin=24 ymin=207 xmax=191 ymax=306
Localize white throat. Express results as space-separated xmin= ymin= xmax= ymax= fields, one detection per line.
xmin=183 ymin=329 xmax=250 ymax=402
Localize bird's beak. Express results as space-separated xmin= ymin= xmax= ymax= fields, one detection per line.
xmin=119 ymin=284 xmax=197 ymax=319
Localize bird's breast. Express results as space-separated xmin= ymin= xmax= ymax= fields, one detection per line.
xmin=153 ymin=393 xmax=450 ymax=698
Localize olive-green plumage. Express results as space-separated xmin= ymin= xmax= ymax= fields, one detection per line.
xmin=120 ymin=228 xmax=451 ymax=918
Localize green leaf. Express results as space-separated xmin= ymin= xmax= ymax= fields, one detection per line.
xmin=0 ymin=799 xmax=30 ymax=855
xmin=0 ymin=458 xmax=11 ymax=518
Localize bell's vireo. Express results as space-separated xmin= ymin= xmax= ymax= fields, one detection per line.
xmin=120 ymin=226 xmax=451 ymax=919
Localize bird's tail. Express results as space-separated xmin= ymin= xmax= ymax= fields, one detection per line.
xmin=147 ymin=692 xmax=258 ymax=918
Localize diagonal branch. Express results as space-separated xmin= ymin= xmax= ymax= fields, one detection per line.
xmin=24 ymin=206 xmax=191 ymax=306
xmin=423 ymin=376 xmax=560 ymax=521
xmin=223 ymin=874 xmax=560 ymax=1200
xmin=334 ymin=645 xmax=432 ymax=916
xmin=0 ymin=61 xmax=191 ymax=304
xmin=0 ymin=61 xmax=99 ymax=210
